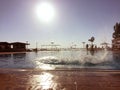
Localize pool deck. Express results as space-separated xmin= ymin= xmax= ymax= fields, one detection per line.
xmin=0 ymin=69 xmax=120 ymax=90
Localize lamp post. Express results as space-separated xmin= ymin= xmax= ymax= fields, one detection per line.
xmin=82 ymin=42 xmax=85 ymax=48
xmin=26 ymin=41 xmax=28 ymax=51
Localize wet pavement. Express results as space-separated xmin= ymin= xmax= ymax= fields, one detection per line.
xmin=0 ymin=69 xmax=120 ymax=90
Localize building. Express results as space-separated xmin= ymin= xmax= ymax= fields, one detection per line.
xmin=0 ymin=42 xmax=11 ymax=52
xmin=112 ymin=38 xmax=120 ymax=50
xmin=11 ymin=42 xmax=29 ymax=52
xmin=0 ymin=42 xmax=29 ymax=52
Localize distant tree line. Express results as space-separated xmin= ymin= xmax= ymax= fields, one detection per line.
xmin=113 ymin=22 xmax=120 ymax=39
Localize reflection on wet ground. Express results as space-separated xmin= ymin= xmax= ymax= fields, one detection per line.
xmin=0 ymin=69 xmax=120 ymax=90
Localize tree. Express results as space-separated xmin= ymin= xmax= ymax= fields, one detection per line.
xmin=88 ymin=36 xmax=95 ymax=52
xmin=88 ymin=36 xmax=95 ymax=43
xmin=113 ymin=22 xmax=120 ymax=39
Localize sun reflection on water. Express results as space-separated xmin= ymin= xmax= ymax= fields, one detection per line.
xmin=35 ymin=56 xmax=56 ymax=70
xmin=35 ymin=60 xmax=55 ymax=70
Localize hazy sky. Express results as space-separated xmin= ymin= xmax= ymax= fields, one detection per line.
xmin=0 ymin=0 xmax=120 ymax=48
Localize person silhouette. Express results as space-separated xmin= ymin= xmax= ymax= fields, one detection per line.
xmin=90 ymin=44 xmax=94 ymax=55
xmin=86 ymin=44 xmax=89 ymax=55
xmin=86 ymin=44 xmax=89 ymax=51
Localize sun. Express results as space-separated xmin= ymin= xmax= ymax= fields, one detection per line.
xmin=35 ymin=2 xmax=55 ymax=22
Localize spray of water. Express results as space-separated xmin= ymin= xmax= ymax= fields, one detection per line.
xmin=35 ymin=50 xmax=113 ymax=67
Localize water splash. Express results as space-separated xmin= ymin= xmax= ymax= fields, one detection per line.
xmin=0 ymin=50 xmax=119 ymax=69
xmin=35 ymin=50 xmax=113 ymax=69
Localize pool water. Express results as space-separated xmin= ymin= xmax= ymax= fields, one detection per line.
xmin=0 ymin=50 xmax=120 ymax=70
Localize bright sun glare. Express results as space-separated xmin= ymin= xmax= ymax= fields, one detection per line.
xmin=35 ymin=2 xmax=55 ymax=22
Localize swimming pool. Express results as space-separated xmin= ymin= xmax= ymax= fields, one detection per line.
xmin=0 ymin=50 xmax=120 ymax=70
